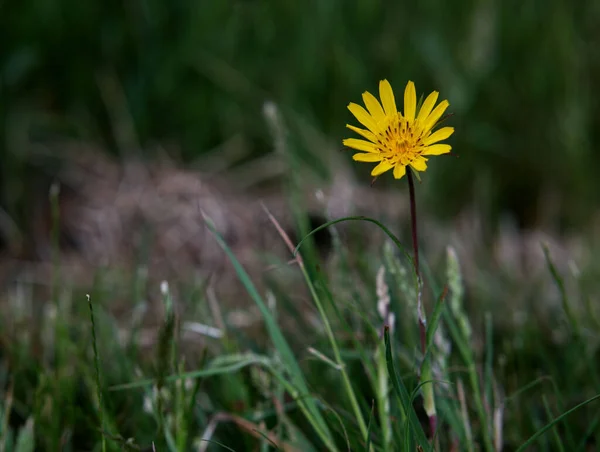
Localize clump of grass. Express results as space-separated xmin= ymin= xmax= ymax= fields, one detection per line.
xmin=1 ymin=197 xmax=600 ymax=450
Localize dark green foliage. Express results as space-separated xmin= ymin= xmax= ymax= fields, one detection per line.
xmin=2 ymin=0 xmax=600 ymax=235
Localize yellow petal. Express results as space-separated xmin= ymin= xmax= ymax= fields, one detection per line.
xmin=422 ymin=100 xmax=449 ymax=133
xmin=346 ymin=124 xmax=377 ymax=142
xmin=422 ymin=127 xmax=454 ymax=145
xmin=393 ymin=164 xmax=407 ymax=179
xmin=416 ymin=91 xmax=439 ymax=124
xmin=404 ymin=81 xmax=417 ymax=121
xmin=379 ymin=80 xmax=397 ymax=117
xmin=410 ymin=157 xmax=428 ymax=171
xmin=353 ymin=152 xmax=382 ymax=162
xmin=343 ymin=138 xmax=378 ymax=153
xmin=362 ymin=91 xmax=385 ymax=123
xmin=348 ymin=103 xmax=378 ymax=132
xmin=422 ymin=144 xmax=452 ymax=155
xmin=371 ymin=160 xmax=393 ymax=176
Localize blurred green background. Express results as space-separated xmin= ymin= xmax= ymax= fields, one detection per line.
xmin=1 ymin=0 xmax=599 ymax=240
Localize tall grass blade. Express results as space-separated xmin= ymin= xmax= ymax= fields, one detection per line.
xmin=203 ymin=212 xmax=336 ymax=451
xmin=294 ymin=216 xmax=413 ymax=268
xmin=516 ymin=393 xmax=600 ymax=451
xmin=365 ymin=401 xmax=374 ymax=452
xmin=13 ymin=418 xmax=34 ymax=452
xmin=87 ymin=294 xmax=107 ymax=452
xmin=542 ymin=245 xmax=578 ymax=332
xmin=383 ymin=327 xmax=431 ymax=451
xmin=542 ymin=395 xmax=565 ymax=452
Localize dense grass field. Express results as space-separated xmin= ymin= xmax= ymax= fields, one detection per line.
xmin=2 ymin=0 xmax=600 ymax=451
xmin=1 ymin=180 xmax=600 ymax=451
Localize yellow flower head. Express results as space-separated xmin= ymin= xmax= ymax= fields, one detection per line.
xmin=343 ymin=80 xmax=454 ymax=180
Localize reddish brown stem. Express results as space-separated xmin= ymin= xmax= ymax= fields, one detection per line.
xmin=407 ymin=170 xmax=420 ymax=275
xmin=407 ymin=170 xmax=425 ymax=353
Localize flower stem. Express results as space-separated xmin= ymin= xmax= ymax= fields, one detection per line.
xmin=407 ymin=169 xmax=437 ymax=439
xmin=407 ymin=170 xmax=426 ymax=355
xmin=407 ymin=170 xmax=419 ymax=277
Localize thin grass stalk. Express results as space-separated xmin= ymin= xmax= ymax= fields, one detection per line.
xmin=444 ymin=310 xmax=494 ymax=452
xmin=156 ymin=282 xmax=176 ymax=444
xmin=297 ymin=262 xmax=369 ymax=442
xmin=87 ymin=294 xmax=107 ymax=452
xmin=375 ymin=266 xmax=393 ymax=451
xmin=375 ymin=343 xmax=393 ymax=451
xmin=467 ymin=361 xmax=494 ymax=452
xmin=50 ymin=182 xmax=60 ymax=305
xmin=383 ymin=328 xmax=432 ymax=450
xmin=0 ymin=385 xmax=14 ymax=451
xmin=542 ymin=395 xmax=565 ymax=452
xmin=516 ymin=393 xmax=600 ymax=451
xmin=50 ymin=183 xmax=61 ymax=374
xmin=445 ymin=248 xmax=494 ymax=452
xmin=457 ymin=378 xmax=474 ymax=452
xmin=204 ymin=213 xmax=336 ymax=451
xmin=175 ymin=361 xmax=188 ymax=451
xmin=263 ymin=206 xmax=368 ymax=444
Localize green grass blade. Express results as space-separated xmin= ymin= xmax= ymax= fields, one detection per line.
xmin=576 ymin=414 xmax=600 ymax=451
xmin=199 ymin=439 xmax=237 ymax=451
xmin=505 ymin=375 xmax=556 ymax=404
xmin=542 ymin=395 xmax=565 ymax=452
xmin=516 ymin=393 xmax=600 ymax=451
xmin=542 ymin=244 xmax=579 ymax=332
xmin=419 ymin=286 xmax=447 ymax=438
xmin=383 ymin=327 xmax=431 ymax=451
xmin=115 ymin=355 xmax=335 ymax=449
xmin=298 ymin=261 xmax=369 ymax=443
xmin=110 ymin=355 xmax=272 ymax=390
xmin=87 ymin=294 xmax=107 ymax=452
xmin=484 ymin=312 xmax=493 ymax=408
xmin=365 ymin=401 xmax=374 ymax=452
xmin=203 ymin=213 xmax=336 ymax=451
xmin=294 ymin=216 xmax=413 ymax=269
xmin=424 ymin=285 xmax=447 ymax=351
xmin=13 ymin=418 xmax=35 ymax=452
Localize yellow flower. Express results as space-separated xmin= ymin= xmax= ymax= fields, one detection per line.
xmin=343 ymin=80 xmax=454 ymax=180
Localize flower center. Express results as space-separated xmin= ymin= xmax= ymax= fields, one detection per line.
xmin=377 ymin=115 xmax=423 ymax=165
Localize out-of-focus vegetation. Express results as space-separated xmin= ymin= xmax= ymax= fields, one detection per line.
xmin=2 ymin=1 xmax=600 ymax=451
xmin=2 ymin=0 xmax=600 ymax=233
